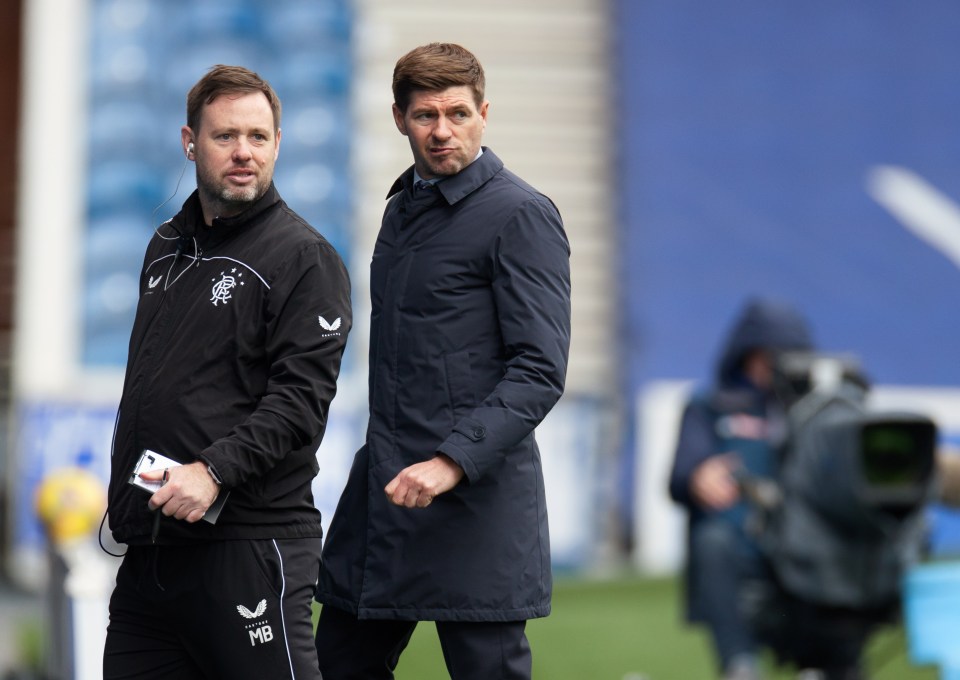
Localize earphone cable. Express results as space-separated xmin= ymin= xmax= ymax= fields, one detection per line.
xmin=152 ymin=152 xmax=191 ymax=240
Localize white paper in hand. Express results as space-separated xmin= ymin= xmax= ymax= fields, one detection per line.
xmin=128 ymin=449 xmax=229 ymax=524
xmin=129 ymin=449 xmax=181 ymax=493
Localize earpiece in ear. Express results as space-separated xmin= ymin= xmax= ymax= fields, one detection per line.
xmin=187 ymin=142 xmax=195 ymax=156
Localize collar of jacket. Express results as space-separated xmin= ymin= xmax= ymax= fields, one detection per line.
xmin=386 ymin=147 xmax=504 ymax=206
xmin=174 ymin=183 xmax=283 ymax=248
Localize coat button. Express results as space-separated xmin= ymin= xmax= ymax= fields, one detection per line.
xmin=472 ymin=426 xmax=486 ymax=438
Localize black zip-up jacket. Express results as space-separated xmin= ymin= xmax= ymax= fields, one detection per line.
xmin=108 ymin=184 xmax=351 ymax=545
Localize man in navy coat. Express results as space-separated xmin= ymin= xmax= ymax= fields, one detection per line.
xmin=315 ymin=42 xmax=571 ymax=679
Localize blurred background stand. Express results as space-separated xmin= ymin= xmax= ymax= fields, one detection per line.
xmin=34 ymin=467 xmax=114 ymax=680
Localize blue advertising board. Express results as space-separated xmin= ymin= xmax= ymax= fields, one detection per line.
xmin=617 ymin=1 xmax=960 ymax=563
xmin=617 ymin=0 xmax=960 ymax=389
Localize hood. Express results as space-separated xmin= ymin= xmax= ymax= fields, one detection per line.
xmin=716 ymin=297 xmax=814 ymax=387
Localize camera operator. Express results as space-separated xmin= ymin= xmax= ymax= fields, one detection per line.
xmin=669 ymin=298 xmax=814 ymax=680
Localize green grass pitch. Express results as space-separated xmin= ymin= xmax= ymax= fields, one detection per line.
xmin=319 ymin=575 xmax=938 ymax=680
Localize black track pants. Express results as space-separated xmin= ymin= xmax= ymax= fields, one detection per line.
xmin=104 ymin=539 xmax=323 ymax=680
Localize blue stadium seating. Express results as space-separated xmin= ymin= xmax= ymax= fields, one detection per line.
xmin=82 ymin=0 xmax=353 ymax=367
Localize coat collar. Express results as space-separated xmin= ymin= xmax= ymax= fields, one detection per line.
xmin=386 ymin=147 xmax=503 ymax=206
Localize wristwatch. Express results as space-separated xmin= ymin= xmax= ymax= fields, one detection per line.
xmin=206 ymin=464 xmax=223 ymax=486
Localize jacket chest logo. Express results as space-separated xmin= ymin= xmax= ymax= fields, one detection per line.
xmin=715 ymin=413 xmax=767 ymax=441
xmin=211 ymin=269 xmax=244 ymax=306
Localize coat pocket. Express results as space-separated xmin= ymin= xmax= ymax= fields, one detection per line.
xmin=443 ymin=349 xmax=477 ymax=424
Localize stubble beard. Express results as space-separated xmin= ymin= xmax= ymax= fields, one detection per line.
xmin=425 ymin=156 xmax=465 ymax=179
xmin=196 ymin=168 xmax=268 ymax=218
xmin=424 ymin=142 xmax=480 ymax=178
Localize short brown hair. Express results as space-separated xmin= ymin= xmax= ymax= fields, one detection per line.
xmin=392 ymin=43 xmax=485 ymax=113
xmin=186 ymin=64 xmax=282 ymax=133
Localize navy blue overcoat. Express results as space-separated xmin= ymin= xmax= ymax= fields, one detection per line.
xmin=317 ymin=149 xmax=571 ymax=621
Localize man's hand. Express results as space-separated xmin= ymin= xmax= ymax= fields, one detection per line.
xmin=141 ymin=461 xmax=220 ymax=523
xmin=689 ymin=453 xmax=741 ymax=511
xmin=385 ymin=454 xmax=465 ymax=508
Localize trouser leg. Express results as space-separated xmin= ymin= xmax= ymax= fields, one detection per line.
xmin=436 ymin=620 xmax=532 ymax=680
xmin=314 ymin=605 xmax=416 ymax=680
xmin=103 ymin=547 xmax=205 ymax=680
xmin=690 ymin=520 xmax=764 ymax=671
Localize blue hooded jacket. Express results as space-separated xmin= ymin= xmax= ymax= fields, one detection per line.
xmin=668 ymin=298 xmax=813 ymax=618
xmin=670 ymin=298 xmax=814 ymax=512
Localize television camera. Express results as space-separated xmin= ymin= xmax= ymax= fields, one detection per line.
xmin=740 ymin=352 xmax=937 ymax=679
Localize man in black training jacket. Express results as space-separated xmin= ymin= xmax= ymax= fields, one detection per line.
xmin=103 ymin=64 xmax=351 ymax=680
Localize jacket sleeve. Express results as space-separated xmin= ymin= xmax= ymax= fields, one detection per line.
xmin=669 ymin=395 xmax=717 ymax=509
xmin=437 ymin=197 xmax=571 ymax=482
xmin=199 ymin=241 xmax=352 ymax=487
